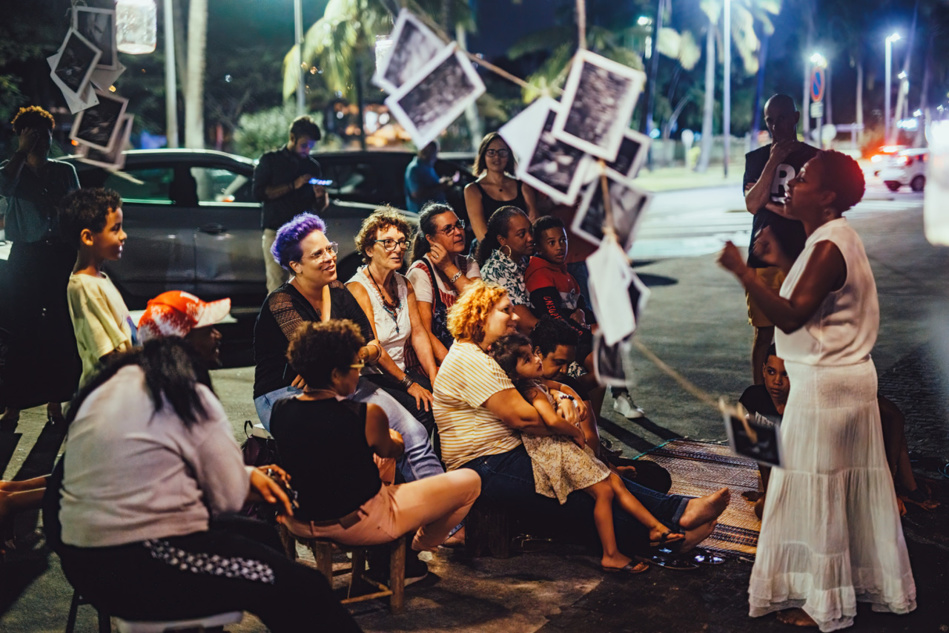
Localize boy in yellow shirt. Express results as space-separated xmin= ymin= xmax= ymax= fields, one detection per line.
xmin=61 ymin=188 xmax=135 ymax=386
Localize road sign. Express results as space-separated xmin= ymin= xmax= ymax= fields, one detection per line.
xmin=810 ymin=102 xmax=824 ymax=119
xmin=810 ymin=67 xmax=826 ymax=103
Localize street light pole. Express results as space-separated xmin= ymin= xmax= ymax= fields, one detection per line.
xmin=885 ymin=32 xmax=901 ymax=145
xmin=295 ymin=0 xmax=305 ymax=116
xmin=723 ymin=0 xmax=731 ymax=177
xmin=163 ymin=0 xmax=178 ymax=147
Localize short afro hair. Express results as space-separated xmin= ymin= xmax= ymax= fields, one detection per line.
xmin=11 ymin=106 xmax=55 ymax=134
xmin=354 ymin=207 xmax=412 ymax=263
xmin=287 ymin=319 xmax=365 ymax=389
xmin=271 ymin=212 xmax=327 ymax=270
xmin=289 ymin=115 xmax=321 ymax=141
xmin=816 ymin=150 xmax=865 ymax=213
xmin=532 ymin=215 xmax=565 ymax=240
xmin=447 ymin=280 xmax=509 ymax=343
xmin=530 ymin=318 xmax=580 ymax=357
xmin=60 ymin=188 xmax=123 ymax=247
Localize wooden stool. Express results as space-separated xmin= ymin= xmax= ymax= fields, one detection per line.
xmin=65 ymin=590 xmax=111 ymax=633
xmin=113 ymin=611 xmax=242 ymax=632
xmin=464 ymin=502 xmax=514 ymax=558
xmin=278 ymin=523 xmax=406 ymax=614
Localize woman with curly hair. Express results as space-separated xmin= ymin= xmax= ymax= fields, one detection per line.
xmin=432 ymin=281 xmax=728 ymax=558
xmin=477 ymin=206 xmax=537 ymax=333
xmin=347 ymin=208 xmax=438 ymax=429
xmin=0 ymin=106 xmax=82 ymax=425
xmin=463 ymin=132 xmax=537 ymax=241
xmin=720 ymin=150 xmax=916 ymax=630
xmin=271 ymin=320 xmax=480 ymax=556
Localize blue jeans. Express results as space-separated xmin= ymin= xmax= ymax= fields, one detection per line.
xmin=462 ymin=446 xmax=688 ymax=554
xmin=256 ymin=379 xmax=444 ymax=483
xmin=350 ymin=379 xmax=444 ymax=482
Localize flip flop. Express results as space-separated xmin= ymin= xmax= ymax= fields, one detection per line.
xmin=645 ymin=552 xmax=699 ymax=571
xmin=649 ymin=529 xmax=685 ymax=549
xmin=691 ymin=548 xmax=726 ymax=565
xmin=602 ymin=560 xmax=649 ymax=575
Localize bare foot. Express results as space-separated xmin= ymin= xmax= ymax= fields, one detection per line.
xmin=777 ymin=608 xmax=818 ymax=627
xmin=648 ymin=524 xmax=684 ymax=548
xmin=441 ymin=526 xmax=465 ymax=548
xmin=679 ymin=520 xmax=716 ymax=552
xmin=679 ymin=487 xmax=730 ymax=530
xmin=601 ymin=553 xmax=648 ymax=574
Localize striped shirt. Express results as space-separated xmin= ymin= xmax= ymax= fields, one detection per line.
xmin=433 ymin=341 xmax=522 ymax=470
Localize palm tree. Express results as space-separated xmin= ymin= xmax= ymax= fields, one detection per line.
xmin=184 ymin=0 xmax=207 ymax=149
xmin=282 ymin=0 xmax=473 ymax=150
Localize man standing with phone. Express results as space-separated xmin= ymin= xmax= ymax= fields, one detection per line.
xmin=253 ymin=116 xmax=330 ymax=292
xmin=742 ymin=95 xmax=817 ymax=384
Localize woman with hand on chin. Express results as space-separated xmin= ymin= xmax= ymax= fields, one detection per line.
xmin=719 ymin=150 xmax=916 ymax=631
xmin=347 ymin=208 xmax=438 ymax=430
xmin=464 ymin=132 xmax=537 ymax=242
xmin=477 ymin=206 xmax=538 ymax=334
xmin=253 ymin=213 xmax=445 ymax=484
xmin=406 ymin=203 xmax=481 ymax=364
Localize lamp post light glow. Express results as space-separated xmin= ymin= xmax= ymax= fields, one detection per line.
xmin=723 ymin=0 xmax=731 ymax=177
xmin=116 ymin=0 xmax=157 ymax=54
xmin=885 ymin=32 xmax=901 ymax=144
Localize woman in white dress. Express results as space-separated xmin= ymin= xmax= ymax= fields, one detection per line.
xmin=719 ymin=150 xmax=916 ymax=631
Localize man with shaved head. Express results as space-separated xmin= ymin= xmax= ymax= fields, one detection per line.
xmin=741 ymin=94 xmax=817 ymax=384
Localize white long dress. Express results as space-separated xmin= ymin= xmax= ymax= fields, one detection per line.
xmin=748 ymin=218 xmax=916 ymax=631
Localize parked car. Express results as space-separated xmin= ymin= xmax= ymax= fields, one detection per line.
xmin=878 ymin=148 xmax=928 ymax=192
xmin=63 ymin=149 xmax=418 ymax=320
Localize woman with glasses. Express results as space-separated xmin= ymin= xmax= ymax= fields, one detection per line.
xmin=272 ymin=320 xmax=480 ymax=556
xmin=407 ymin=203 xmax=482 ymax=364
xmin=347 ymin=208 xmax=438 ymax=431
xmin=253 ymin=213 xmax=446 ymax=488
xmin=464 ymin=132 xmax=537 ymax=242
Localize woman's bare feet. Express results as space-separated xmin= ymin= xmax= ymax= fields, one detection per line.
xmin=601 ymin=552 xmax=648 ymax=574
xmin=648 ymin=524 xmax=685 ymax=548
xmin=777 ymin=608 xmax=818 ymax=627
xmin=679 ymin=488 xmax=730 ymax=530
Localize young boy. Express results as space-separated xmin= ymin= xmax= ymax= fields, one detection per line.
xmin=61 ymin=188 xmax=135 ymax=386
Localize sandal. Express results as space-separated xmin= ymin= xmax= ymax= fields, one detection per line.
xmin=645 ymin=552 xmax=699 ymax=571
xmin=898 ymin=483 xmax=939 ymax=511
xmin=602 ymin=560 xmax=649 ymax=575
xmin=691 ymin=548 xmax=726 ymax=565
xmin=649 ymin=526 xmax=685 ymax=549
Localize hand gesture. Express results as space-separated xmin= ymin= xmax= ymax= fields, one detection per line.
xmin=428 ymin=241 xmax=451 ymax=271
xmin=290 ymin=374 xmax=307 ymax=391
xmin=293 ymin=173 xmax=313 ymax=191
xmin=249 ymin=467 xmax=295 ymax=516
xmin=17 ymin=129 xmax=43 ymax=155
xmin=557 ymin=398 xmax=580 ymax=427
xmin=718 ymin=241 xmax=747 ymax=278
xmin=406 ymin=381 xmax=434 ymax=412
xmin=569 ymin=309 xmax=586 ymax=325
xmin=769 ymin=139 xmax=799 ymax=164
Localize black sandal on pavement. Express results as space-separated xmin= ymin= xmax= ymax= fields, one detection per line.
xmin=602 ymin=560 xmax=649 ymax=575
xmin=649 ymin=527 xmax=685 ymax=549
xmin=645 ymin=551 xmax=700 ymax=571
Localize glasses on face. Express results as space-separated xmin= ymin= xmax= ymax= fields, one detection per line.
xmin=485 ymin=148 xmax=510 ymax=158
xmin=307 ymin=241 xmax=339 ymax=262
xmin=374 ymin=238 xmax=409 ymax=252
xmin=436 ymin=219 xmax=466 ymax=236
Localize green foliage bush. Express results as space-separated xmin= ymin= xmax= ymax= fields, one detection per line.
xmin=233 ymin=104 xmax=325 ymax=158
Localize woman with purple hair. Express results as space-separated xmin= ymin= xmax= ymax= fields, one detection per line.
xmin=253 ymin=213 xmax=445 ymax=485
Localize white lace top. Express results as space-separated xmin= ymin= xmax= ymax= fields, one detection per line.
xmin=348 ymin=269 xmax=412 ymax=370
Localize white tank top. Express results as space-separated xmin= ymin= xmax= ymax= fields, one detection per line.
xmin=348 ymin=269 xmax=412 ymax=371
xmin=777 ymin=218 xmax=879 ymax=366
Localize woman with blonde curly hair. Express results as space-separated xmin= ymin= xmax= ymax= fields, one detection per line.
xmin=347 ymin=208 xmax=438 ymax=430
xmin=432 ymin=281 xmax=729 ymax=560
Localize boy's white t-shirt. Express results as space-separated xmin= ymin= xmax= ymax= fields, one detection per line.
xmin=67 ymin=273 xmax=136 ymax=386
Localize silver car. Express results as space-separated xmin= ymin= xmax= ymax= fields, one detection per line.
xmin=64 ymin=149 xmax=417 ymax=320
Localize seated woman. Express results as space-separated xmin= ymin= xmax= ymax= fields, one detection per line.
xmin=406 ymin=203 xmax=481 ymax=364
xmin=272 ymin=320 xmax=480 ymax=554
xmin=53 ymin=339 xmax=360 ymax=632
xmin=253 ymin=212 xmax=444 ymax=483
xmin=464 ymin=132 xmax=537 ymax=242
xmin=490 ymin=333 xmax=683 ymax=574
xmin=477 ymin=206 xmax=538 ymax=334
xmin=432 ymin=281 xmax=728 ymax=557
xmin=347 ymin=209 xmax=438 ymax=430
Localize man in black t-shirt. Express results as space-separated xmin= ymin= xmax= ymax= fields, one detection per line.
xmin=742 ymin=95 xmax=817 ymax=384
xmin=253 ymin=116 xmax=330 ymax=292
xmin=738 ymin=344 xmax=789 ymax=518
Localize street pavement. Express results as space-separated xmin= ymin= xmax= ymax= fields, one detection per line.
xmin=1 ymin=184 xmax=946 ymax=632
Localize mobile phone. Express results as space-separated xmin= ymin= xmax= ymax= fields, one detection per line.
xmin=308 ymin=178 xmax=333 ymax=186
xmin=452 ymin=171 xmax=461 ymax=183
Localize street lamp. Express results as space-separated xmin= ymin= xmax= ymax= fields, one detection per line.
xmin=885 ymin=32 xmax=901 ymax=144
xmin=294 ymin=0 xmax=305 ymax=115
xmin=723 ymin=0 xmax=731 ymax=177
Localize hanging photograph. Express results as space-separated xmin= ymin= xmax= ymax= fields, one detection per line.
xmin=70 ymin=90 xmax=129 ymax=153
xmin=50 ymin=29 xmax=102 ymax=98
xmin=723 ymin=402 xmax=784 ymax=468
xmin=47 ymin=50 xmax=100 ymax=114
xmin=572 ymin=171 xmax=652 ymax=252
xmin=385 ymin=43 xmax=485 ymax=150
xmin=373 ymin=9 xmax=446 ymax=94
xmin=73 ymin=6 xmax=118 ymax=70
xmin=77 ymin=114 xmax=134 ymax=170
xmin=593 ymin=333 xmax=633 ymax=388
xmin=519 ymin=104 xmax=588 ymax=205
xmin=553 ymin=50 xmax=646 ymax=161
xmin=585 ymin=128 xmax=652 ymax=184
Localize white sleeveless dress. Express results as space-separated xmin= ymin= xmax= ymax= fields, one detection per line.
xmin=748 ymin=218 xmax=916 ymax=631
xmin=348 ymin=270 xmax=411 ymax=371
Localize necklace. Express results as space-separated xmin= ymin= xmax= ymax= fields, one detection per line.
xmin=365 ymin=267 xmax=401 ymax=335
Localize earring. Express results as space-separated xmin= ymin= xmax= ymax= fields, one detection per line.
xmin=500 ymin=244 xmax=512 ymax=258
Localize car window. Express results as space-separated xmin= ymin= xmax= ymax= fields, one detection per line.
xmin=321 ymin=160 xmax=379 ymax=200
xmin=103 ymin=167 xmax=173 ymax=204
xmin=190 ymin=166 xmax=255 ymax=204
